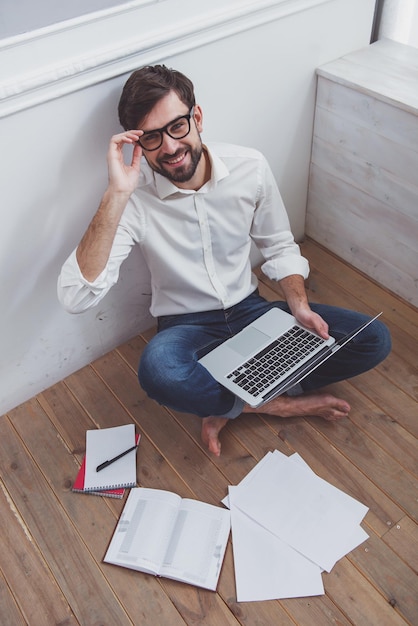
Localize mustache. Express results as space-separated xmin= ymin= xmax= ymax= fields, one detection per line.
xmin=158 ymin=148 xmax=186 ymax=162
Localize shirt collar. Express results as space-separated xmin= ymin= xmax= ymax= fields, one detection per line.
xmin=154 ymin=144 xmax=230 ymax=199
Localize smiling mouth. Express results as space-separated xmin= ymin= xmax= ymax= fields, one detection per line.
xmin=163 ymin=151 xmax=187 ymax=166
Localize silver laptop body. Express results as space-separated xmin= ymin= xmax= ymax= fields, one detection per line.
xmin=198 ymin=308 xmax=381 ymax=408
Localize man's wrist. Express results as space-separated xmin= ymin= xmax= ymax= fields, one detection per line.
xmin=103 ymin=186 xmax=132 ymax=204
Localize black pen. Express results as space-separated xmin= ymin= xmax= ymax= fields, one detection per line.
xmin=96 ymin=444 xmax=138 ymax=472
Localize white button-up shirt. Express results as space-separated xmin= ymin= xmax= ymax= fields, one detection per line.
xmin=58 ymin=142 xmax=309 ymax=316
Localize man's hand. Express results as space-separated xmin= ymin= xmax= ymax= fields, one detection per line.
xmin=292 ymin=306 xmax=329 ymax=339
xmin=278 ymin=274 xmax=329 ymax=339
xmin=107 ymin=130 xmax=144 ymax=195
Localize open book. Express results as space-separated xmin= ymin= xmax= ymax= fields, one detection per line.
xmin=104 ymin=487 xmax=231 ymax=590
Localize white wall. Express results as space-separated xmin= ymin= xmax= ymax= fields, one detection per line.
xmin=0 ymin=0 xmax=376 ymax=415
xmin=376 ymin=0 xmax=418 ymax=48
xmin=0 ymin=0 xmax=130 ymax=38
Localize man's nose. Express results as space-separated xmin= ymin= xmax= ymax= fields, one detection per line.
xmin=161 ymin=131 xmax=180 ymax=153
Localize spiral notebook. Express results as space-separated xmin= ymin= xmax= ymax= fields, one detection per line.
xmin=73 ymin=432 xmax=140 ymax=498
xmin=72 ymin=455 xmax=126 ymax=498
xmin=82 ymin=424 xmax=138 ymax=492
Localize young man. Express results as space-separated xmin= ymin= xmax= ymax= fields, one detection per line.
xmin=58 ymin=65 xmax=391 ymax=456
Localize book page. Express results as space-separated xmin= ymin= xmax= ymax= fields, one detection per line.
xmin=104 ymin=488 xmax=181 ymax=575
xmin=160 ymin=498 xmax=231 ymax=591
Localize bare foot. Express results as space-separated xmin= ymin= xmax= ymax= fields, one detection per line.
xmin=243 ymin=392 xmax=350 ymax=421
xmin=201 ymin=392 xmax=349 ymax=454
xmin=201 ymin=416 xmax=229 ymax=456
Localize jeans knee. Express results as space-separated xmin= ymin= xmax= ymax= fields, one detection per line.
xmin=366 ymin=319 xmax=392 ymax=366
xmin=138 ymin=335 xmax=196 ymax=399
xmin=138 ymin=341 xmax=167 ymax=395
xmin=376 ymin=319 xmax=391 ymax=352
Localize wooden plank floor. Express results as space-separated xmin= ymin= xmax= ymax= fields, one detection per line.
xmin=1 ymin=239 xmax=417 ymax=626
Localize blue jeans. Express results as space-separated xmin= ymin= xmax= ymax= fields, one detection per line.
xmin=138 ymin=291 xmax=391 ymax=419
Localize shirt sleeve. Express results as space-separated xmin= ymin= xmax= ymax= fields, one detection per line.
xmin=250 ymin=156 xmax=309 ymax=282
xmin=57 ymin=214 xmax=138 ymax=314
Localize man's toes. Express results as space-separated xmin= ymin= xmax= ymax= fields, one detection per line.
xmin=208 ymin=436 xmax=221 ymax=456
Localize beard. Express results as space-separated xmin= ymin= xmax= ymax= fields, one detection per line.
xmin=150 ymin=142 xmax=203 ymax=184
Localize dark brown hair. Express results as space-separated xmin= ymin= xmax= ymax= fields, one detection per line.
xmin=118 ymin=65 xmax=196 ymax=130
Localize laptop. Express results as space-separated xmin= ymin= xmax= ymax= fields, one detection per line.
xmin=198 ymin=308 xmax=382 ymax=408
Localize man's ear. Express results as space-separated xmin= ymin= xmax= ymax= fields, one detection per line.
xmin=193 ymin=104 xmax=203 ymax=133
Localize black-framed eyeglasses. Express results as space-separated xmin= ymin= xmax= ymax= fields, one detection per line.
xmin=138 ymin=107 xmax=194 ymax=151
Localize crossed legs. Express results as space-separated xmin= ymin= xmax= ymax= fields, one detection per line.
xmin=139 ymin=297 xmax=391 ymax=456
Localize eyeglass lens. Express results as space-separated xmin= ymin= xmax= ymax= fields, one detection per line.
xmin=139 ymin=113 xmax=192 ymax=151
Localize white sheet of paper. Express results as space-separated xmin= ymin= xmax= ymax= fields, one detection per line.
xmin=231 ymin=451 xmax=368 ymax=572
xmin=229 ymin=487 xmax=324 ymax=601
xmin=288 ymin=452 xmax=369 ymax=562
xmin=222 ymin=451 xmax=273 ymax=508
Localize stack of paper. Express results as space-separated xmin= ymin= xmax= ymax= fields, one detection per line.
xmin=223 ymin=450 xmax=369 ymax=602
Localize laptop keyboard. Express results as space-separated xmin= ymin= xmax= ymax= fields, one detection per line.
xmin=226 ymin=326 xmax=324 ymax=396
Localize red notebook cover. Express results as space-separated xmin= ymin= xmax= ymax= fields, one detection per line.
xmin=72 ymin=432 xmax=140 ymax=498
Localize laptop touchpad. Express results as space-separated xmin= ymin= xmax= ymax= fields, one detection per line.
xmin=228 ymin=327 xmax=270 ymax=357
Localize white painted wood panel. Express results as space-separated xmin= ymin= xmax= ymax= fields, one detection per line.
xmin=317 ymin=39 xmax=418 ymax=113
xmin=307 ymin=165 xmax=417 ymax=274
xmin=307 ymin=39 xmax=418 ymax=307
xmin=313 ymin=106 xmax=418 ymax=188
xmin=311 ymin=138 xmax=418 ymax=222
xmin=316 ymin=78 xmax=418 ymax=150
xmin=308 ymin=186 xmax=416 ymax=308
